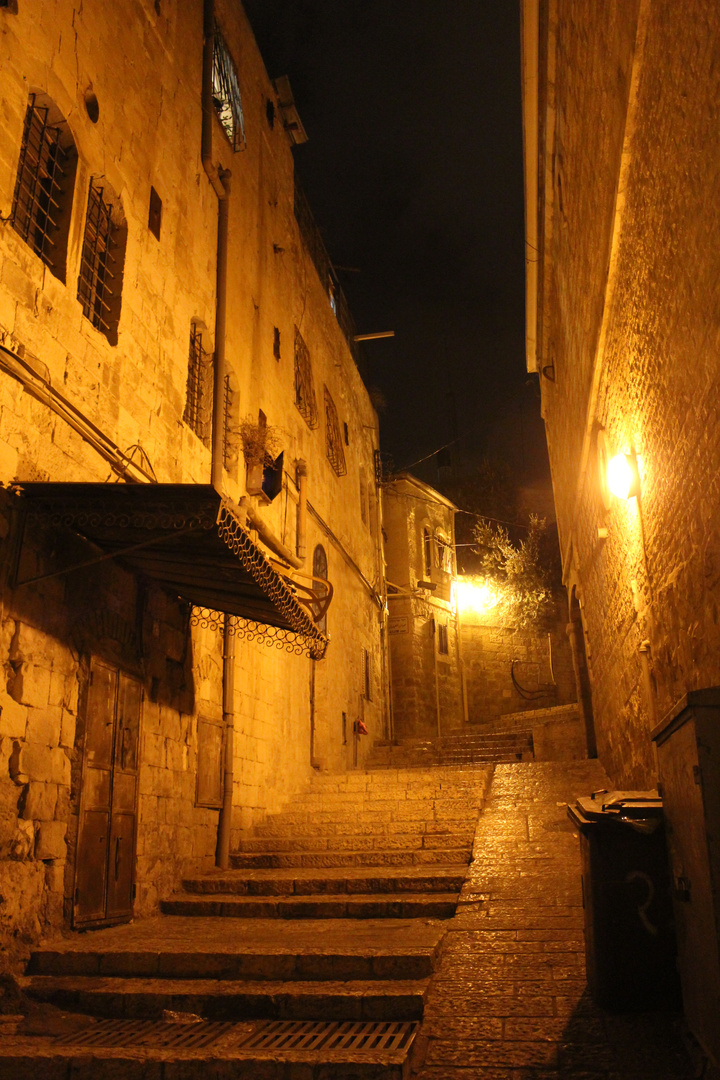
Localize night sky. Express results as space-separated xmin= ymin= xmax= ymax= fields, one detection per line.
xmin=243 ymin=0 xmax=548 ymax=490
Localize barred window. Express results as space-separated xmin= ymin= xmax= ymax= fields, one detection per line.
xmin=362 ymin=647 xmax=372 ymax=701
xmin=312 ymin=544 xmax=329 ymax=635
xmin=359 ymin=467 xmax=368 ymax=525
xmin=438 ymin=623 xmax=449 ymax=656
xmin=213 ymin=26 xmax=246 ymax=152
xmin=435 ymin=533 xmax=453 ymax=574
xmin=294 ymin=326 xmax=318 ymax=429
xmin=423 ymin=526 xmax=432 ymax=579
xmin=77 ymin=178 xmax=127 ymax=345
xmin=11 ymin=93 xmax=77 ymax=283
xmin=184 ymin=323 xmax=213 ymax=447
xmin=324 ymin=387 xmax=346 ymax=477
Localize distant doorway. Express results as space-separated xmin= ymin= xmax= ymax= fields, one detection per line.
xmin=73 ymin=660 xmax=142 ymax=927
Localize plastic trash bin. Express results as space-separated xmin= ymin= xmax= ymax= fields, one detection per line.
xmin=567 ymin=790 xmax=682 ymax=1011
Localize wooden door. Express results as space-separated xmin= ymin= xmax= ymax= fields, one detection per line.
xmin=74 ymin=661 xmax=142 ymax=927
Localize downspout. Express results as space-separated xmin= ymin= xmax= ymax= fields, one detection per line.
xmin=432 ymin=616 xmax=442 ymax=738
xmin=210 ymin=173 xmax=231 ymax=491
xmin=203 ymin=0 xmax=235 ymax=867
xmin=216 ymin=614 xmax=235 ymax=868
xmin=296 ymin=460 xmax=308 ymax=561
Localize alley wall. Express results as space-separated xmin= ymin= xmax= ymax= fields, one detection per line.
xmin=530 ymin=0 xmax=720 ymax=786
xmin=0 ymin=0 xmax=384 ymax=959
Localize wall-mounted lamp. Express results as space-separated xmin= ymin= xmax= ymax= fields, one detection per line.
xmin=607 ymin=450 xmax=640 ymax=500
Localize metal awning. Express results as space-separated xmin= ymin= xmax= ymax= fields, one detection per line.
xmin=12 ymin=483 xmax=328 ymax=659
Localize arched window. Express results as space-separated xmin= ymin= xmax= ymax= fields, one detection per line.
xmin=11 ymin=92 xmax=78 ymax=283
xmin=324 ymin=387 xmax=346 ymax=476
xmin=312 ymin=544 xmax=329 ymax=634
xmin=423 ymin=526 xmax=432 ymax=579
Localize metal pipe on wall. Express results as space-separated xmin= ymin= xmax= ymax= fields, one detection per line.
xmin=216 ymin=614 xmax=236 ymax=868
xmin=202 ymin=0 xmax=236 ymax=867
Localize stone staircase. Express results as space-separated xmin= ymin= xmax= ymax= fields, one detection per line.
xmin=6 ymin=764 xmax=492 ymax=1079
xmin=367 ymin=728 xmax=534 ymax=768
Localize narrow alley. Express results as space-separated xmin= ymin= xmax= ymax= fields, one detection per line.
xmin=412 ymin=761 xmax=695 ymax=1080
xmin=0 ymin=753 xmax=697 ymax=1078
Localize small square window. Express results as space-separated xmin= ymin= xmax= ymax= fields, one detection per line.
xmin=438 ymin=624 xmax=449 ymax=656
xmin=273 ymin=326 xmax=281 ymax=360
xmin=148 ymin=186 xmax=162 ymax=240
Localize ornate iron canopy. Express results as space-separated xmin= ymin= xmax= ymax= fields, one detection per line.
xmin=12 ymin=483 xmax=328 ymax=659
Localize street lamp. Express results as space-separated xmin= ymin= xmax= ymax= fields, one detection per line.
xmin=607 ymin=450 xmax=640 ymax=500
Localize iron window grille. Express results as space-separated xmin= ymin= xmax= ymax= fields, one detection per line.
xmin=212 ymin=26 xmax=246 ymax=151
xmin=362 ymin=647 xmax=372 ymax=701
xmin=77 ymin=178 xmax=125 ymax=345
xmin=324 ymin=387 xmax=346 ymax=477
xmin=223 ymin=372 xmax=234 ymax=468
xmin=294 ymin=327 xmax=318 ymax=429
xmin=312 ymin=544 xmax=328 ymax=634
xmin=184 ymin=324 xmax=213 ymax=447
xmin=11 ymin=94 xmax=76 ymax=282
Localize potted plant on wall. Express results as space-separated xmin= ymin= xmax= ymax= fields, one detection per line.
xmin=238 ymin=414 xmax=283 ymax=498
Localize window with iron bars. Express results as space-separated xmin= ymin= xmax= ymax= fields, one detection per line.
xmin=223 ymin=371 xmax=234 ymax=468
xmin=324 ymin=387 xmax=346 ymax=477
xmin=183 ymin=324 xmax=213 ymax=447
xmin=212 ymin=26 xmax=246 ymax=152
xmin=11 ymin=93 xmax=77 ymax=283
xmin=294 ymin=327 xmax=318 ymax=429
xmin=77 ymin=178 xmax=126 ymax=346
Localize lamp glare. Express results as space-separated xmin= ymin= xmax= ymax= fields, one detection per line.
xmin=607 ymin=452 xmax=637 ymax=500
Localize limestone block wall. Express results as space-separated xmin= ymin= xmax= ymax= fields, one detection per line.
xmin=0 ymin=0 xmax=385 ymax=957
xmin=461 ymin=606 xmax=577 ymax=725
xmin=533 ymin=0 xmax=720 ymax=786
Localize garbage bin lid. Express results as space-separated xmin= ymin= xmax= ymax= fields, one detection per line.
xmin=575 ymin=789 xmax=663 ymax=823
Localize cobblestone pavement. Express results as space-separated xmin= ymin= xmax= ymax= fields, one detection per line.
xmin=411 ymin=761 xmax=695 ymax=1080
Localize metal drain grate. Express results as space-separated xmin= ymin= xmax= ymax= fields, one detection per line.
xmin=233 ymin=1019 xmax=418 ymax=1053
xmin=54 ymin=1018 xmax=235 ymax=1050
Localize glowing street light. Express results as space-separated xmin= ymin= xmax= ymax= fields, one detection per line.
xmin=607 ymin=451 xmax=640 ymax=500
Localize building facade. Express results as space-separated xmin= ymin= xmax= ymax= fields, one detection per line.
xmin=0 ymin=0 xmax=385 ymax=961
xmin=383 ymin=475 xmax=463 ymax=740
xmin=523 ymin=0 xmax=720 ymax=1057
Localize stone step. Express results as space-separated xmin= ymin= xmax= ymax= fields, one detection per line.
xmin=181 ymin=866 xmax=467 ymax=896
xmin=303 ymin=768 xmax=492 ymax=789
xmin=0 ymin=1021 xmax=416 ymax=1080
xmin=235 ymin=832 xmax=474 ymax=853
xmin=251 ymin=817 xmax=476 ymax=835
xmin=27 ymin=916 xmax=445 ymax=983
xmin=230 ymin=847 xmax=472 ymax=869
xmin=22 ymin=974 xmax=428 ymax=1021
xmin=160 ymin=892 xmax=459 ymax=919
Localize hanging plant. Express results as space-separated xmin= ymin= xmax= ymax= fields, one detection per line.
xmin=237 ymin=416 xmax=283 ymax=466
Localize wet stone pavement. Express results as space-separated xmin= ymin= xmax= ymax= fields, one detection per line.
xmin=410 ymin=761 xmax=696 ymax=1080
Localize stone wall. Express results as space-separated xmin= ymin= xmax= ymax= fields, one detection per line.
xmin=531 ymin=0 xmax=720 ymax=786
xmin=0 ymin=0 xmax=384 ymax=959
xmin=460 ymin=603 xmax=577 ymax=725
xmin=383 ymin=476 xmax=463 ymax=740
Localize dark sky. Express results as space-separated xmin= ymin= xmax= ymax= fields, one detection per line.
xmin=243 ymin=0 xmax=547 ymax=486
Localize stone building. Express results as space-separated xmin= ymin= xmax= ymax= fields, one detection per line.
xmin=383 ymin=472 xmax=582 ymax=752
xmin=0 ymin=0 xmax=385 ymax=960
xmin=523 ymin=0 xmax=720 ymax=1060
xmin=383 ymin=474 xmax=463 ymax=740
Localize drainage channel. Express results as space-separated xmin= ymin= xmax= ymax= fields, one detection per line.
xmin=50 ymin=1017 xmax=418 ymax=1054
